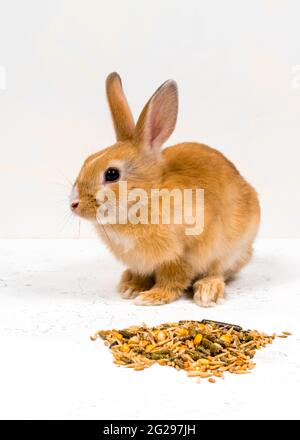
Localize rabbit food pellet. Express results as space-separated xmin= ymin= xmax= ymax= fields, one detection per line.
xmin=91 ymin=320 xmax=291 ymax=382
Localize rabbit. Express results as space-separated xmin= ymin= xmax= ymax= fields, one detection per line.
xmin=70 ymin=72 xmax=260 ymax=307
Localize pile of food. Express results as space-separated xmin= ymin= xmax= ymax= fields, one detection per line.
xmin=91 ymin=320 xmax=291 ymax=382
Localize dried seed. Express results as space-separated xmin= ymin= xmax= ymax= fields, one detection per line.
xmin=113 ymin=332 xmax=124 ymax=341
xmin=194 ymin=334 xmax=203 ymax=346
xmin=188 ymin=371 xmax=213 ymax=378
xmin=145 ymin=344 xmax=155 ymax=352
xmin=109 ymin=341 xmax=119 ymax=349
xmin=198 ymin=358 xmax=210 ymax=365
xmin=120 ymin=343 xmax=130 ymax=353
xmin=157 ymin=330 xmax=166 ymax=342
xmin=176 ymin=328 xmax=189 ymax=337
xmin=119 ymin=330 xmax=135 ymax=339
xmin=220 ymin=334 xmax=232 ymax=345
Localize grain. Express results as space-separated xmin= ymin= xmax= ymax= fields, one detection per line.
xmin=91 ymin=320 xmax=289 ymax=382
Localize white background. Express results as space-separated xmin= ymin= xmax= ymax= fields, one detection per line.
xmin=0 ymin=0 xmax=300 ymax=238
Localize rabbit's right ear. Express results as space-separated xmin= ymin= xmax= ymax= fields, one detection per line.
xmin=106 ymin=72 xmax=135 ymax=141
xmin=133 ymin=79 xmax=178 ymax=155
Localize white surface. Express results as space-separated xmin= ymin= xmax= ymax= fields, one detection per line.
xmin=1 ymin=0 xmax=300 ymax=239
xmin=0 ymin=238 xmax=299 ymax=420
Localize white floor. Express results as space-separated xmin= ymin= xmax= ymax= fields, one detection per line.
xmin=0 ymin=239 xmax=299 ymax=420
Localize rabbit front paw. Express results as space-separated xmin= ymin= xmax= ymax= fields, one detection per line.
xmin=118 ymin=269 xmax=154 ymax=299
xmin=193 ymin=276 xmax=225 ymax=307
xmin=134 ymin=288 xmax=181 ymax=306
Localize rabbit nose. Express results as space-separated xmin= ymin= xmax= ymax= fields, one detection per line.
xmin=71 ymin=201 xmax=79 ymax=210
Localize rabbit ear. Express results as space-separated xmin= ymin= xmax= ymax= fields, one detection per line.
xmin=134 ymin=80 xmax=178 ymax=154
xmin=106 ymin=72 xmax=135 ymax=141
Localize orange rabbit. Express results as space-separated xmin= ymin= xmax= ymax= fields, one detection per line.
xmin=70 ymin=73 xmax=260 ymax=307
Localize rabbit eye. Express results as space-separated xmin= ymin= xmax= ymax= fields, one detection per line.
xmin=104 ymin=167 xmax=120 ymax=183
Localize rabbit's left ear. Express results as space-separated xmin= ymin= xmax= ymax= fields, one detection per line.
xmin=134 ymin=80 xmax=178 ymax=154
